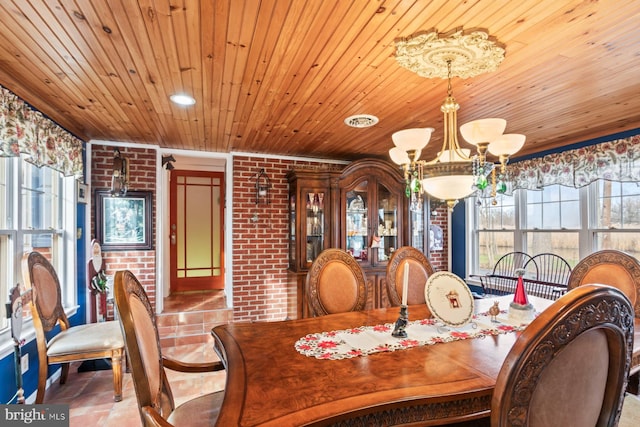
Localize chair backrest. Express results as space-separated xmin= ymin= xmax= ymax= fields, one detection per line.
xmin=485 ymin=251 xmax=533 ymax=295
xmin=567 ymin=249 xmax=640 ymax=318
xmin=526 ymin=252 xmax=572 ymax=286
xmin=386 ymin=246 xmax=434 ymax=306
xmin=306 ymin=248 xmax=368 ymax=316
xmin=114 ymin=270 xmax=176 ymax=422
xmin=492 ymin=251 xmax=533 ymax=277
xmin=22 ymin=251 xmax=69 ymax=332
xmin=492 ymin=284 xmax=634 ymax=427
xmin=522 ymin=253 xmax=573 ymax=299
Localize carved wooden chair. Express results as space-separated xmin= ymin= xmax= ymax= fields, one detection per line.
xmin=492 ymin=284 xmax=634 ymax=427
xmin=114 ymin=270 xmax=225 ymax=427
xmin=306 ymin=248 xmax=368 ymax=316
xmin=567 ymin=249 xmax=640 ymax=394
xmin=386 ymin=246 xmax=434 ymax=307
xmin=22 ymin=251 xmax=124 ymax=403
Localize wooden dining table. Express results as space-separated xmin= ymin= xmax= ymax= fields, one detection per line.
xmin=211 ymin=295 xmax=553 ymax=427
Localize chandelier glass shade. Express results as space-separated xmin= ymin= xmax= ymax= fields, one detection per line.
xmin=390 ymin=29 xmax=526 ymax=210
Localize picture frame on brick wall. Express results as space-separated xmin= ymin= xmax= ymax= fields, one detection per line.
xmin=95 ymin=189 xmax=153 ymax=251
xmin=77 ymin=181 xmax=88 ymax=204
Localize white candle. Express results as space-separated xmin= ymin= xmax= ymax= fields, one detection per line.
xmin=402 ymin=261 xmax=409 ymax=306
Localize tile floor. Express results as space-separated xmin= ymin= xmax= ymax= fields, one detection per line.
xmin=43 ymin=343 xmax=226 ymax=427
xmin=42 ymin=290 xmax=229 ymax=427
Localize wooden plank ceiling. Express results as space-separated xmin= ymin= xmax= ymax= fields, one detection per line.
xmin=0 ymin=0 xmax=639 ymax=163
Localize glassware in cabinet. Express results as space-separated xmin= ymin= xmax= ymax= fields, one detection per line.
xmin=376 ymin=184 xmax=398 ymax=262
xmin=346 ymin=186 xmax=368 ymax=261
xmin=305 ymin=191 xmax=326 ymax=265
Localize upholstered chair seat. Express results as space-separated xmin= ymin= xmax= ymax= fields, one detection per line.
xmin=22 ymin=251 xmax=125 ymax=404
xmin=165 ymin=393 xmax=224 ymax=426
xmin=46 ymin=322 xmax=123 ymax=357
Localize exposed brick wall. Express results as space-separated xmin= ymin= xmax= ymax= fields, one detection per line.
xmin=91 ymin=144 xmax=156 ymax=317
xmin=232 ymin=156 xmax=320 ymax=322
xmin=427 ymin=205 xmax=449 ymax=271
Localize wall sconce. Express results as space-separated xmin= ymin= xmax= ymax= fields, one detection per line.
xmin=111 ymin=148 xmax=129 ymax=196
xmin=162 ymin=154 xmax=176 ymax=170
xmin=253 ymin=168 xmax=270 ymax=205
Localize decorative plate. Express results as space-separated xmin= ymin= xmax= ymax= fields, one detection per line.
xmin=425 ymin=271 xmax=474 ymax=327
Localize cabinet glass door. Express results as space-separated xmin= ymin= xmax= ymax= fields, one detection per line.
xmin=376 ymin=183 xmax=398 ymax=262
xmin=346 ymin=183 xmax=368 ymax=261
xmin=304 ymin=191 xmax=325 ymax=265
xmin=289 ymin=193 xmax=296 ymax=268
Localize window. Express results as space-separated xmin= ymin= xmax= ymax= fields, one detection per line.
xmin=593 ymin=180 xmax=640 ymax=259
xmin=523 ymin=185 xmax=580 ymax=267
xmin=468 ymin=180 xmax=640 ymax=278
xmin=0 ymin=157 xmax=76 ymax=347
xmin=475 ymin=193 xmax=516 ymax=274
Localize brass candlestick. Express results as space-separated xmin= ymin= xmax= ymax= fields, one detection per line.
xmin=391 ymin=304 xmax=409 ymax=338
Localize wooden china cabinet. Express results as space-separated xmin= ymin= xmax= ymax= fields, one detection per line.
xmin=287 ymin=159 xmax=413 ymax=318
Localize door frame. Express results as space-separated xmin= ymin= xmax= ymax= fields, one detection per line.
xmin=155 ymin=151 xmax=233 ymax=313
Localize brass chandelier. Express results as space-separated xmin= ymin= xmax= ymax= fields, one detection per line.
xmin=390 ymin=29 xmax=525 ymax=210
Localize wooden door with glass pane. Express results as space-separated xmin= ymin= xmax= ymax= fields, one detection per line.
xmin=170 ymin=171 xmax=224 ymax=291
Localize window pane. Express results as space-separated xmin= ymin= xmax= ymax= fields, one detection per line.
xmin=527 ymin=203 xmax=542 ymax=229
xmin=620 ymin=182 xmax=640 ymax=196
xmin=527 ymin=190 xmax=542 ymax=203
xmin=542 ymin=202 xmax=560 ymax=228
xmin=544 ymin=185 xmax=560 ymax=202
xmin=525 ymin=184 xmax=579 ymax=230
xmin=560 ymin=185 xmax=580 ymax=199
xmin=0 ymin=234 xmax=10 ymax=330
xmin=22 ymin=162 xmax=61 ymax=230
xmin=478 ymin=231 xmax=514 ymax=272
xmin=595 ymin=180 xmax=640 ymax=229
xmin=596 ymin=232 xmax=640 ymax=260
xmin=526 ymin=232 xmax=580 ymax=267
xmin=478 ymin=193 xmax=515 ymax=230
xmin=0 ymin=159 xmax=7 ymax=228
xmin=560 ymin=200 xmax=580 ymax=228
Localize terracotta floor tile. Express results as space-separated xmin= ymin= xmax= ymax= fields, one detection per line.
xmin=39 ymin=294 xmax=230 ymax=426
xmin=40 ymin=342 xmax=226 ymax=427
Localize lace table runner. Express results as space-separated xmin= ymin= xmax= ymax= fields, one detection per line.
xmin=295 ymin=309 xmax=533 ymax=360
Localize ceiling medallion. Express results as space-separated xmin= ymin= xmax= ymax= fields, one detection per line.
xmin=394 ymin=29 xmax=505 ymax=79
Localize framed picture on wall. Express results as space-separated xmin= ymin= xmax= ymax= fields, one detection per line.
xmin=77 ymin=181 xmax=89 ymax=204
xmin=95 ymin=190 xmax=153 ymax=251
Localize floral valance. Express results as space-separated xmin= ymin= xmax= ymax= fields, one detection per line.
xmin=0 ymin=85 xmax=84 ymax=177
xmin=508 ymin=133 xmax=640 ymax=191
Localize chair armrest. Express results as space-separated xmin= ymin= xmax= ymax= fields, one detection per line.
xmin=162 ymin=355 xmax=225 ymax=373
xmin=141 ymin=406 xmax=173 ymax=427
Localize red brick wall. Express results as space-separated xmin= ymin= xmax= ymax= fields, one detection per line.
xmin=427 ymin=206 xmax=449 ymax=271
xmin=91 ymin=144 xmax=156 ymax=316
xmin=231 ymin=156 xmax=319 ymax=322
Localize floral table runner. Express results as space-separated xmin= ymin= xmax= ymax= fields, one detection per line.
xmin=295 ymin=308 xmax=534 ymax=360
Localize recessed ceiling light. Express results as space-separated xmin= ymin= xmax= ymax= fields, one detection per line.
xmin=170 ymin=94 xmax=196 ymax=106
xmin=344 ymin=114 xmax=379 ymax=128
